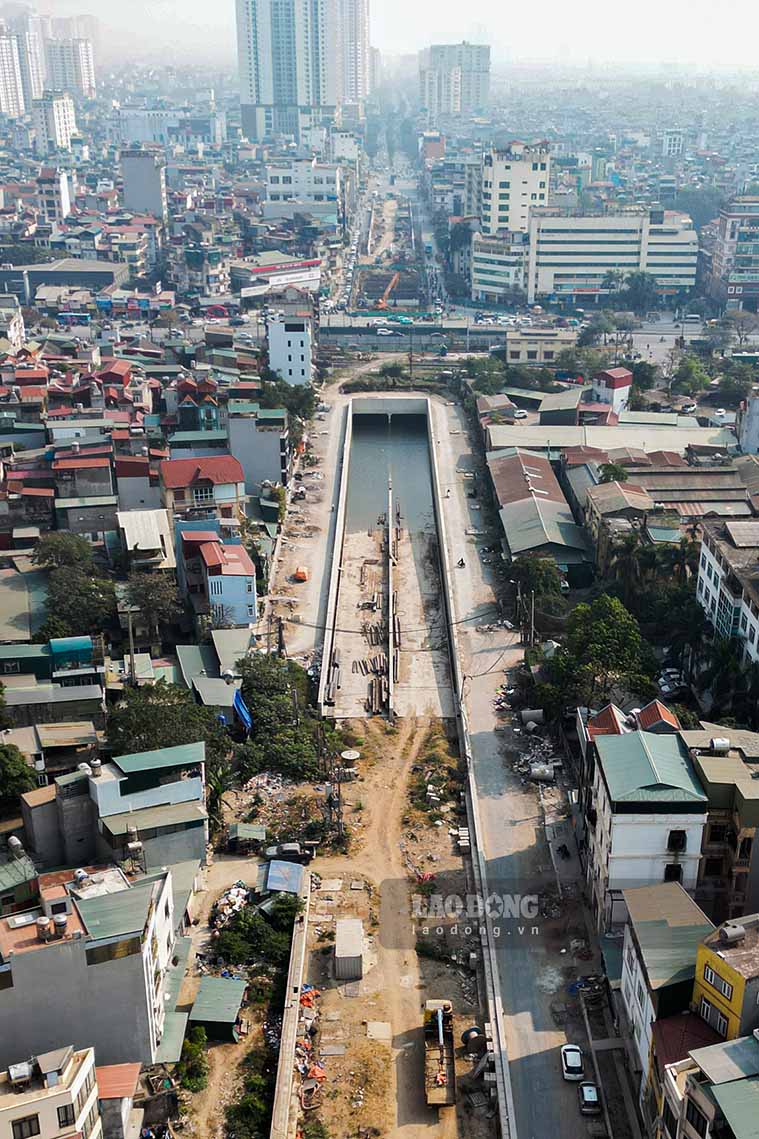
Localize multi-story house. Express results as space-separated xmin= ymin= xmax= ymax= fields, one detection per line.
xmin=660 ymin=1032 xmax=759 ymax=1139
xmin=693 ymin=914 xmax=759 ymax=1040
xmin=586 ymin=732 xmax=708 ymax=930
xmin=479 ymin=143 xmax=551 ymax=236
xmin=696 ymin=519 xmax=759 ymax=665
xmin=178 ymin=531 xmax=257 ymax=629
xmin=0 ymin=863 xmax=182 ymax=1066
xmin=681 ymin=727 xmax=759 ymax=923
xmin=619 ymin=883 xmax=714 ymax=1103
xmin=0 ymin=1046 xmax=101 ymax=1139
xmin=159 ymin=455 xmax=246 ymax=522
xmin=707 ymin=195 xmax=759 ymax=310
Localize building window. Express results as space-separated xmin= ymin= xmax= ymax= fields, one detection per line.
xmin=716 ymin=1010 xmax=729 ymax=1036
xmin=709 ymin=824 xmax=727 ymax=844
xmin=12 ymin=1117 xmax=40 ymax=1139
xmin=704 ymin=857 xmax=722 ymax=877
xmin=661 ymin=1099 xmax=677 ymax=1139
xmin=58 ymin=1105 xmax=75 ymax=1128
xmin=704 ymin=963 xmax=733 ymax=1001
xmin=685 ymin=1099 xmax=708 ymax=1138
xmin=247 ymin=604 xmax=255 ymax=617
xmin=246 ymin=580 xmax=254 ymax=593
xmin=663 ymin=863 xmax=682 ymax=883
xmin=667 ymin=829 xmax=687 ymax=852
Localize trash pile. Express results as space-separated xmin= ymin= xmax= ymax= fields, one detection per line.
xmin=501 ymin=732 xmax=563 ymax=786
xmin=264 ymin=1014 xmax=282 ymax=1052
xmin=209 ymin=881 xmax=251 ymax=930
xmin=295 ymin=985 xmax=326 ymax=1111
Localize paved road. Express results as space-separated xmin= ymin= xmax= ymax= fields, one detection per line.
xmin=430 ymin=397 xmax=606 ymax=1139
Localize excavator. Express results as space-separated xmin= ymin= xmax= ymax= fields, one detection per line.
xmin=376 ymin=270 xmax=400 ymax=310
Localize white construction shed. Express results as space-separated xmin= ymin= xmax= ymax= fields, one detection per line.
xmin=334 ymin=917 xmax=363 ymax=980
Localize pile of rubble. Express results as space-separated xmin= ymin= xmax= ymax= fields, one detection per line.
xmin=209 ymin=881 xmax=251 ymax=930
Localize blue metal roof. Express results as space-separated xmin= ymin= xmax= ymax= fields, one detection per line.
xmin=266 ymin=860 xmax=304 ymax=894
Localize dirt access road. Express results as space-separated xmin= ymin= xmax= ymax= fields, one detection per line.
xmin=309 ymin=715 xmax=487 ymax=1139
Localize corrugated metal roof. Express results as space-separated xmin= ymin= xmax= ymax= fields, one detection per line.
xmin=95 ymin=1063 xmax=141 ymax=1100
xmin=229 ymin=823 xmax=266 ymax=841
xmin=690 ymin=1035 xmax=759 ymax=1085
xmin=101 ymin=799 xmax=207 ymax=835
xmin=499 ymin=499 xmax=590 ymax=558
xmin=623 ymin=882 xmax=713 ymax=989
xmin=175 ymin=644 xmax=220 ymax=689
xmin=112 ymin=741 xmax=205 ymax=776
xmin=266 ymin=860 xmax=304 ymax=894
xmin=77 ymin=877 xmax=158 ymax=939
xmin=0 ymin=853 xmax=37 ymax=890
xmin=596 ymin=733 xmax=707 ymax=804
xmin=189 ymin=976 xmax=247 ymax=1025
xmin=711 ymin=1075 xmax=759 ymax=1138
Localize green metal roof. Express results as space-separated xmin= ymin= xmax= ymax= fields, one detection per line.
xmin=596 ymin=733 xmax=708 ymax=804
xmin=55 ymin=769 xmax=88 ymax=787
xmin=690 ymin=1036 xmax=759 ymax=1084
xmin=256 ymin=408 xmax=287 ymax=421
xmin=77 ymin=877 xmax=158 ymax=940
xmin=189 ymin=976 xmax=247 ymax=1025
xmin=168 ymin=430 xmax=228 ymax=443
xmin=102 ymin=800 xmax=208 ymax=836
xmin=156 ymin=934 xmax=192 ymax=1064
xmin=0 ymin=853 xmax=37 ymax=891
xmin=56 ymin=496 xmax=119 ymax=509
xmin=711 ymin=1076 xmax=759 ymax=1138
xmin=175 ymin=644 xmax=220 ymax=689
xmin=647 ymin=526 xmax=681 ymax=544
xmin=113 ymin=741 xmax=206 ymax=776
xmin=229 ymin=823 xmax=266 ymax=841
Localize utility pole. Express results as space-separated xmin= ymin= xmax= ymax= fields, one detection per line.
xmin=530 ymin=590 xmax=536 ymax=648
xmin=127 ymin=610 xmax=137 ymax=686
xmin=277 ymin=615 xmax=287 ymax=658
xmin=408 ymin=325 xmax=413 ymax=379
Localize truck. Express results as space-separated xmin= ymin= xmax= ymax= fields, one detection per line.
xmin=424 ymin=999 xmax=456 ymax=1107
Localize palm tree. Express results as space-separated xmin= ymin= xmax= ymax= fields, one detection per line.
xmin=206 ymin=761 xmax=233 ymax=835
xmin=700 ymin=638 xmax=744 ymax=712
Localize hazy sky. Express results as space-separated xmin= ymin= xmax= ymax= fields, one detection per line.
xmin=39 ymin=0 xmax=759 ymax=68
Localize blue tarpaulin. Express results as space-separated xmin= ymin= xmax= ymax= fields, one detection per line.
xmin=233 ymin=688 xmax=252 ymax=733
xmin=266 ymin=860 xmax=304 ymax=894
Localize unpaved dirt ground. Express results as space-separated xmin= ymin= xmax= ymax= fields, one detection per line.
xmin=301 ymin=717 xmax=494 ymax=1139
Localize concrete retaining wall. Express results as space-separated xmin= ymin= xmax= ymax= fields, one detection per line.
xmin=317 ymin=405 xmax=353 ymax=712
xmin=425 ymin=398 xmax=516 ymax=1139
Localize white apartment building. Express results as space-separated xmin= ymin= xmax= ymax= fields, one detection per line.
xmin=470 ymin=230 xmax=528 ymax=302
xmin=0 ymin=33 xmax=25 ymax=117
xmin=526 ymin=208 xmax=698 ymax=303
xmin=267 ymin=288 xmax=315 ymax=385
xmin=0 ymin=866 xmax=178 ymax=1066
xmin=14 ymin=29 xmax=44 ymax=107
xmin=338 ymin=0 xmax=370 ymax=103
xmin=33 ymin=92 xmax=77 ymax=155
xmin=661 ymin=128 xmax=684 ymax=158
xmin=236 ymin=0 xmax=339 ymax=142
xmin=121 ymin=147 xmax=168 ymax=224
xmin=0 ymin=1047 xmax=101 ymax=1139
xmin=44 ymin=38 xmax=95 ymax=98
xmin=586 ymin=732 xmax=708 ymax=931
xmin=419 ymin=42 xmax=490 ymax=121
xmin=480 ymin=143 xmax=551 ymax=237
xmin=35 ymin=168 xmax=71 ymax=223
xmin=696 ymin=519 xmax=759 ymax=665
xmin=265 ymin=157 xmax=344 ymax=209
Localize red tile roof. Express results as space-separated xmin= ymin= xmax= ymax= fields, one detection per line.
xmin=637 ymin=700 xmax=681 ymax=731
xmin=199 ymin=541 xmax=256 ymax=576
xmin=95 ymin=1064 xmax=141 ymax=1101
xmin=587 ymin=704 xmax=627 ymax=739
xmin=159 ymin=455 xmax=243 ymax=489
xmin=595 ymin=367 xmax=633 ymax=389
xmin=651 ymin=1013 xmax=721 ymax=1070
xmin=115 ymin=457 xmax=150 ymax=477
xmin=53 ymin=457 xmax=111 ymax=471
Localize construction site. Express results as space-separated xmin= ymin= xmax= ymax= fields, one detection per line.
xmin=356 ymin=194 xmax=424 ymax=310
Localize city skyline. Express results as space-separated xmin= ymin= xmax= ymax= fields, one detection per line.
xmin=29 ymin=0 xmax=759 ymax=68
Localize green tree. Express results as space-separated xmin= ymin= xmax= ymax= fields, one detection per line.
xmin=565 ymin=594 xmax=645 ymax=702
xmin=510 ymin=555 xmax=562 ymax=598
xmin=720 ymin=370 xmax=753 ymax=407
xmin=37 ymin=568 xmax=117 ymax=640
xmin=724 ymin=310 xmax=759 ymax=347
xmin=0 ymin=743 xmax=35 ymax=812
xmin=106 ymin=680 xmax=231 ymax=771
xmin=599 ymin=462 xmax=629 ymax=484
xmin=609 ymin=533 xmax=643 ymax=606
xmin=125 ymin=573 xmax=181 ymax=640
xmin=630 ymin=360 xmax=658 ymax=391
xmin=176 ymin=1026 xmax=208 ymax=1092
xmin=33 ymin=532 xmax=94 ymax=571
xmin=700 ymin=638 xmax=744 ymax=710
xmin=672 ymin=355 xmax=710 ymax=396
xmin=622 ymin=271 xmax=660 ymax=315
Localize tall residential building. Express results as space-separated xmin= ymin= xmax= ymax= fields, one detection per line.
xmin=6 ymin=11 xmax=47 ymax=107
xmin=121 ymin=146 xmax=168 ymax=224
xmin=419 ymin=41 xmax=490 ymax=121
xmin=338 ymin=0 xmax=370 ymax=102
xmin=32 ymin=91 xmax=77 ymax=155
xmin=0 ymin=31 xmax=25 ymax=116
xmin=236 ymin=0 xmax=340 ymax=142
xmin=708 ymin=196 xmax=759 ymax=311
xmin=35 ymin=166 xmax=72 ymax=222
xmin=526 ymin=208 xmax=698 ymax=303
xmin=45 ymin=37 xmax=95 ymax=97
xmin=480 ymin=142 xmax=551 ymax=236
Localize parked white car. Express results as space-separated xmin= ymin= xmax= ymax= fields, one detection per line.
xmin=561 ymin=1045 xmax=585 ymax=1082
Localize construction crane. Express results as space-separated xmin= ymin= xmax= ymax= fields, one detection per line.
xmin=377 ymin=270 xmax=400 ymax=310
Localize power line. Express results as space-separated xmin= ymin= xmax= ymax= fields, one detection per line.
xmin=284 ymin=605 xmax=500 ymax=637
